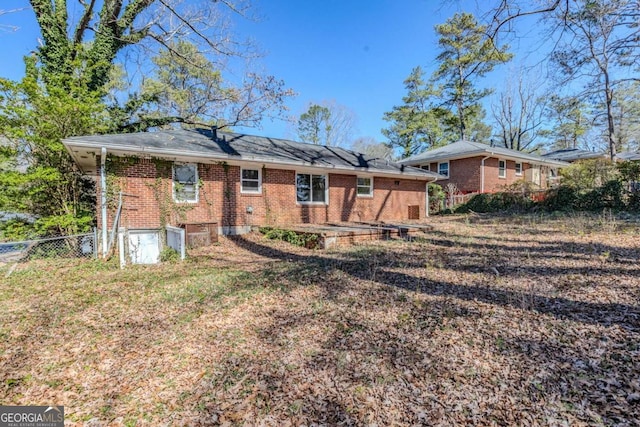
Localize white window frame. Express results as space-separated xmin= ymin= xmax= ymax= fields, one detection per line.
xmin=498 ymin=159 xmax=507 ymax=179
xmin=515 ymin=162 xmax=523 ymax=176
xmin=438 ymin=162 xmax=449 ymax=178
xmin=240 ymin=167 xmax=262 ymax=194
xmin=172 ymin=163 xmax=199 ymax=203
xmin=296 ymin=172 xmax=328 ymax=204
xmin=356 ymin=176 xmax=374 ymax=197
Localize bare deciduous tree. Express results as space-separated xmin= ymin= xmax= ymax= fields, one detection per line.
xmin=350 ymin=137 xmax=394 ymax=160
xmin=483 ymin=0 xmax=639 ymax=159
xmin=22 ymin=1 xmax=293 ymax=132
xmin=492 ymin=72 xmax=545 ymax=152
xmin=295 ymin=100 xmax=356 ymax=147
xmin=550 ymin=0 xmax=637 ymax=160
xmin=29 ymin=0 xmax=257 ymax=92
xmin=486 ymin=0 xmax=570 ymax=38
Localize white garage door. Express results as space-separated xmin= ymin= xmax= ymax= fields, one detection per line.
xmin=128 ymin=230 xmax=160 ymax=264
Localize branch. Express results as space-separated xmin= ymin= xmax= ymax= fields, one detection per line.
xmin=216 ymin=0 xmax=251 ymax=18
xmin=489 ymin=0 xmax=568 ymax=39
xmin=73 ymin=0 xmax=96 ymax=46
xmin=119 ymin=0 xmax=154 ymax=31
xmin=117 ymin=115 xmax=217 ymax=133
xmin=156 ymin=0 xmax=235 ymax=57
xmin=147 ymin=33 xmax=216 ymax=70
xmin=0 ymin=7 xmax=29 ymax=31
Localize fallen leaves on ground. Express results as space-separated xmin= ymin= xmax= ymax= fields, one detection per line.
xmin=0 ymin=213 xmax=638 ymax=426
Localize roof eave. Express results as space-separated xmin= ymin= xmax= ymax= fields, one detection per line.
xmin=401 ymin=149 xmax=569 ymax=168
xmin=62 ymin=139 xmax=440 ymax=181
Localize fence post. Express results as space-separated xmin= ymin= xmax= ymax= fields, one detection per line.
xmin=118 ymin=227 xmax=126 ymax=269
xmin=93 ymin=227 xmax=98 ymax=259
xmin=180 ymin=227 xmax=186 ymax=260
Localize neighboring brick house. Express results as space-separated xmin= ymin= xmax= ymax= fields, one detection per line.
xmin=616 ymin=151 xmax=640 ymax=162
xmin=400 ymin=140 xmax=568 ymax=194
xmin=63 ymin=128 xmax=441 ymax=261
xmin=542 ymin=148 xmax=609 ymax=163
xmin=543 ymin=148 xmax=640 ymax=163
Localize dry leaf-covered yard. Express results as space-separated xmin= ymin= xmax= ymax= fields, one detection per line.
xmin=1 ymin=213 xmax=639 ymax=426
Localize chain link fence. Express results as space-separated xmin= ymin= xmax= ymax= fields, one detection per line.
xmin=0 ymin=230 xmax=98 ymax=263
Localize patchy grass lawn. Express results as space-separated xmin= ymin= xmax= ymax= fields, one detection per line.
xmin=1 ymin=213 xmax=639 ymax=426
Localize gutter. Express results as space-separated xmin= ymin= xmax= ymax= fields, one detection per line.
xmin=100 ymin=147 xmax=108 ymax=257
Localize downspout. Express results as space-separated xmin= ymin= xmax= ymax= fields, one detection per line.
xmin=480 ymin=155 xmax=491 ymax=193
xmin=101 ymin=147 xmax=108 ymax=257
xmin=425 ymin=181 xmax=430 ymax=218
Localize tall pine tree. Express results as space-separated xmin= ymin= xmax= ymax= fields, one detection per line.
xmin=432 ymin=13 xmax=512 ymax=140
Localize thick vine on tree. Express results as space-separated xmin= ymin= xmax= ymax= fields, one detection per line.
xmin=31 ymin=0 xmax=155 ymax=92
xmin=0 ymin=1 xmax=293 ymax=238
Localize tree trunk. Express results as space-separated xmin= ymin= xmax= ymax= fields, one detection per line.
xmin=604 ymin=72 xmax=617 ymax=161
xmin=457 ymin=64 xmax=466 ymax=140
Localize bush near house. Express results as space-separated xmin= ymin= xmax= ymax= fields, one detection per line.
xmin=560 ymin=159 xmax=619 ymax=190
xmin=259 ymin=227 xmax=320 ymax=249
xmin=428 ymin=183 xmax=446 ymax=214
xmin=455 ymin=192 xmax=533 ymax=213
xmin=455 ymin=180 xmax=535 ymax=214
xmin=454 ymin=160 xmax=640 ymax=214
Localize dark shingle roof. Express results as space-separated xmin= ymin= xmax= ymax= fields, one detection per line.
xmin=63 ymin=128 xmax=441 ymax=180
xmin=400 ymin=140 xmax=568 ymax=167
xmin=618 ymin=151 xmax=640 ymax=161
xmin=541 ymin=148 xmax=608 ymax=162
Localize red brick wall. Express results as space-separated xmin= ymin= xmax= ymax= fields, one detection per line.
xmin=98 ymin=157 xmax=427 ymax=231
xmin=425 ymin=157 xmax=540 ymax=193
xmin=482 ymin=158 xmax=524 ymax=193
xmin=328 ymin=174 xmax=426 ymax=222
xmin=431 ymin=158 xmax=482 ymax=193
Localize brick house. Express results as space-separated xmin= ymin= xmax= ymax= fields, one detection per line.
xmin=618 ymin=151 xmax=640 ymax=161
xmin=63 ymin=128 xmax=441 ymax=262
xmin=400 ymin=140 xmax=568 ymax=194
xmin=542 ymin=148 xmax=609 ymax=163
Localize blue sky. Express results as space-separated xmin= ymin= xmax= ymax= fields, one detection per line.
xmin=0 ymin=1 xmax=544 ymax=143
xmin=234 ymin=0 xmax=504 ymax=141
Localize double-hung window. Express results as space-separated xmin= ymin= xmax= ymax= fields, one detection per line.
xmin=357 ymin=177 xmax=373 ymax=197
xmin=241 ymin=168 xmax=261 ymax=194
xmin=498 ymin=159 xmax=506 ymax=178
xmin=296 ymin=173 xmax=327 ymax=203
xmin=173 ymin=163 xmax=198 ymax=203
xmin=515 ymin=162 xmax=523 ymax=176
xmin=438 ymin=162 xmax=449 ymax=178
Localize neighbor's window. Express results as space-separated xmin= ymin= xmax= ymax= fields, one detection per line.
xmin=420 ymin=165 xmax=430 ymax=171
xmin=241 ymin=168 xmax=261 ymax=194
xmin=515 ymin=162 xmax=523 ymax=176
xmin=438 ymin=162 xmax=449 ymax=178
xmin=498 ymin=159 xmax=506 ymax=178
xmin=357 ymin=177 xmax=373 ymax=197
xmin=296 ymin=173 xmax=327 ymax=203
xmin=173 ymin=163 xmax=198 ymax=203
